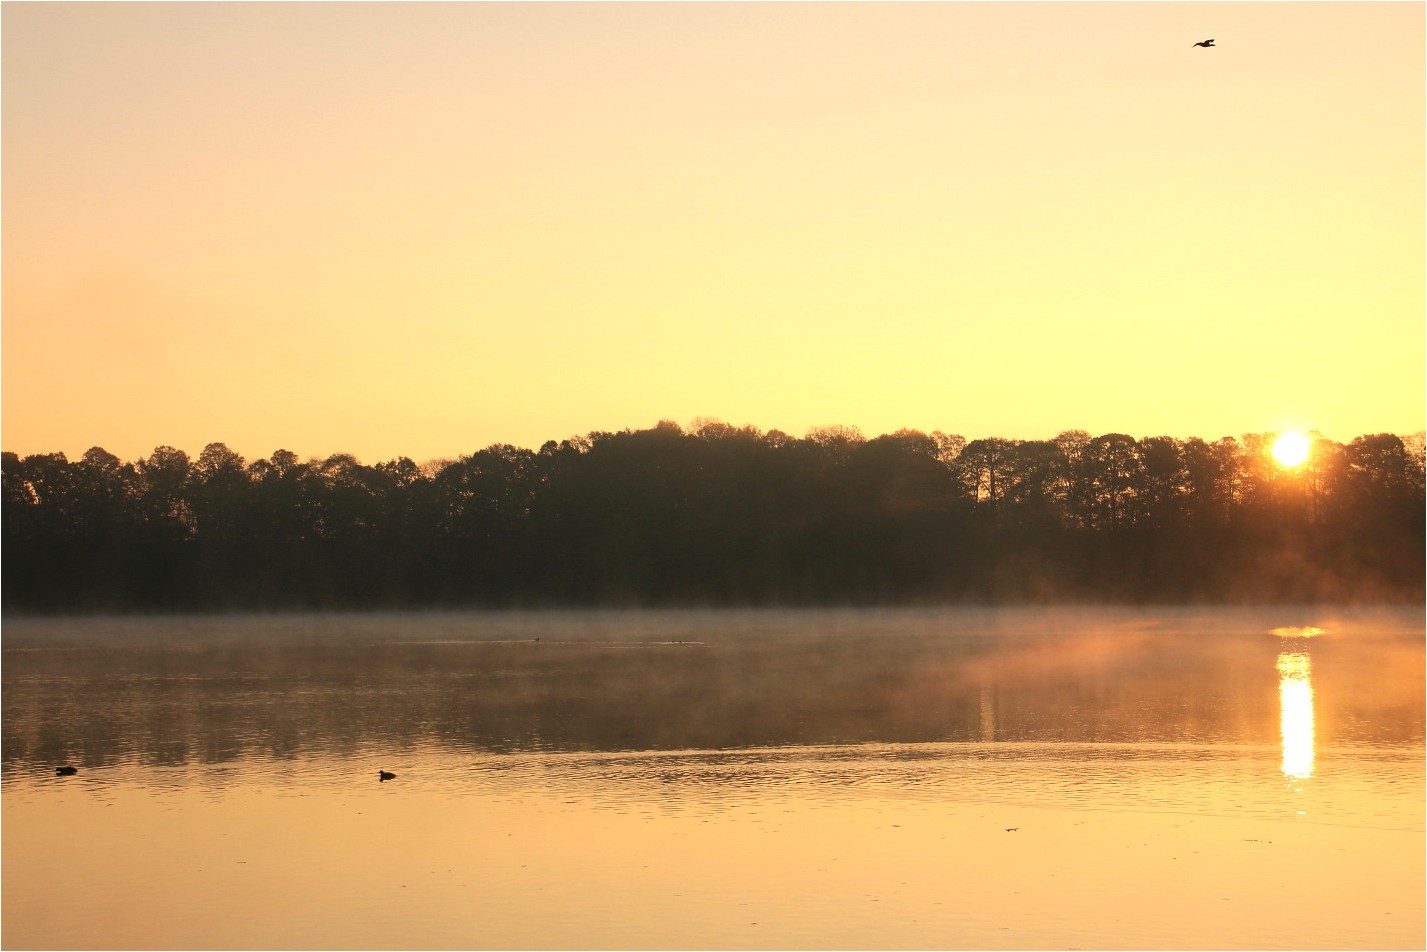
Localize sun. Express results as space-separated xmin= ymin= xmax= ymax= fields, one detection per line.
xmin=1272 ymin=431 xmax=1311 ymax=467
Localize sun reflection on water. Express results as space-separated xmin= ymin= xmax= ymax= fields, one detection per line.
xmin=1277 ymin=650 xmax=1316 ymax=780
xmin=1271 ymin=626 xmax=1327 ymax=639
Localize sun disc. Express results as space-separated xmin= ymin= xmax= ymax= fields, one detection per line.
xmin=1272 ymin=431 xmax=1311 ymax=467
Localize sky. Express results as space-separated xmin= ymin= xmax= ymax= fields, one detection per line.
xmin=3 ymin=2 xmax=1423 ymax=465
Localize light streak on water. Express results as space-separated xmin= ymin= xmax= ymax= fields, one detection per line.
xmin=1277 ymin=650 xmax=1316 ymax=780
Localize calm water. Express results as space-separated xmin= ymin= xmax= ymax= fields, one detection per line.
xmin=3 ymin=607 xmax=1422 ymax=950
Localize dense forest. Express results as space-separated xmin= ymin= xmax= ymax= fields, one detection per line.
xmin=4 ymin=422 xmax=1423 ymax=611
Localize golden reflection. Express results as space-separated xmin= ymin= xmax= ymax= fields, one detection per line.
xmin=1270 ymin=626 xmax=1326 ymax=638
xmin=979 ymin=679 xmax=996 ymax=742
xmin=1277 ymin=650 xmax=1316 ymax=780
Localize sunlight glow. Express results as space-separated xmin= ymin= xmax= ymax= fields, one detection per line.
xmin=1272 ymin=431 xmax=1312 ymax=468
xmin=1277 ymin=650 xmax=1316 ymax=780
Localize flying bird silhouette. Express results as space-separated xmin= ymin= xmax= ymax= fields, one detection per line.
xmin=1193 ymin=39 xmax=1216 ymax=48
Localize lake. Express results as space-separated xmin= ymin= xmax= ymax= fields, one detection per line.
xmin=3 ymin=607 xmax=1422 ymax=950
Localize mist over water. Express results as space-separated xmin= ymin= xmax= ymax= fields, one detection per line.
xmin=3 ymin=607 xmax=1423 ymax=950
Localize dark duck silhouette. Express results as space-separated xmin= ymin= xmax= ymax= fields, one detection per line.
xmin=378 ymin=770 xmax=396 ymax=782
xmin=55 ymin=766 xmax=78 ymax=776
xmin=1192 ymin=39 xmax=1215 ymax=47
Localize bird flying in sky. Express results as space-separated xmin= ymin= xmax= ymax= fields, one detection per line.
xmin=1193 ymin=39 xmax=1216 ymax=48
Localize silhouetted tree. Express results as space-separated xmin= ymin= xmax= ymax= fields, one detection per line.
xmin=957 ymin=437 xmax=1017 ymax=518
xmin=1051 ymin=430 xmax=1094 ymax=529
xmin=3 ymin=423 xmax=1421 ymax=610
xmin=1085 ymin=433 xmax=1140 ymax=529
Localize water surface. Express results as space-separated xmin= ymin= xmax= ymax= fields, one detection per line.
xmin=4 ymin=607 xmax=1422 ymax=949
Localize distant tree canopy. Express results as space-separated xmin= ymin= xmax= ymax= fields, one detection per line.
xmin=4 ymin=423 xmax=1423 ymax=611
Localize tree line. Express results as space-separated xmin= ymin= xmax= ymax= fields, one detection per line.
xmin=4 ymin=421 xmax=1423 ymax=611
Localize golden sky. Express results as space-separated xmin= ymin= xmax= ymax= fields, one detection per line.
xmin=3 ymin=2 xmax=1422 ymax=464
